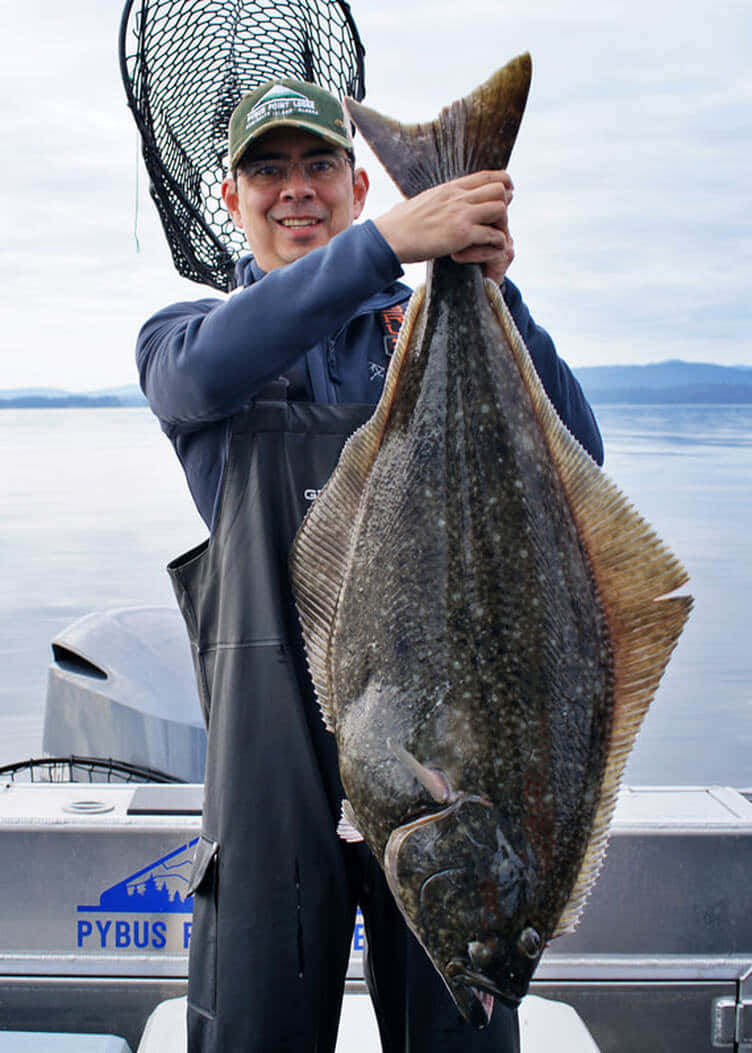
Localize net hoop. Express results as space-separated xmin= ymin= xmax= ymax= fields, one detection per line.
xmin=119 ymin=0 xmax=366 ymax=291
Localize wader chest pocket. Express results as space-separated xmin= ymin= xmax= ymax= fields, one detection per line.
xmin=187 ymin=835 xmax=219 ymax=1019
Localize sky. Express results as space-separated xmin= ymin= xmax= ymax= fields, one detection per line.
xmin=2 ymin=0 xmax=750 ymax=390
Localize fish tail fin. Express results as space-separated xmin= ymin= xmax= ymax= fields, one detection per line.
xmin=345 ymin=53 xmax=532 ymax=197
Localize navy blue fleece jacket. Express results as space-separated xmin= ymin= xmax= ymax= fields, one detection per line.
xmin=137 ymin=220 xmax=603 ymax=529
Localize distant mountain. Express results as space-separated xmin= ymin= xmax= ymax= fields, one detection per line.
xmin=85 ymin=385 xmax=149 ymax=406
xmin=0 ymin=395 xmax=122 ymax=408
xmin=574 ymin=360 xmax=752 ymax=404
xmin=0 ymin=384 xmax=147 ymax=408
xmin=2 ymin=363 xmax=752 ymax=407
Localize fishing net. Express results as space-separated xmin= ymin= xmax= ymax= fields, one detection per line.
xmin=0 ymin=756 xmax=183 ymax=784
xmin=119 ymin=0 xmax=366 ymax=292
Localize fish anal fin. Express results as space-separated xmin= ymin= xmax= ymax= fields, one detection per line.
xmin=346 ymin=53 xmax=531 ymax=197
xmin=290 ymin=286 xmax=426 ymax=733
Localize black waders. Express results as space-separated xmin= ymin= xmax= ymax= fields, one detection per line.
xmin=169 ymin=397 xmax=519 ymax=1053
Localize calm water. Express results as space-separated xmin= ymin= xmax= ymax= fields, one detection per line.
xmin=2 ymin=405 xmax=750 ymax=785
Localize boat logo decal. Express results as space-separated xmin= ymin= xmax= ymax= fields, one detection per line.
xmin=75 ymin=838 xmax=199 ymax=952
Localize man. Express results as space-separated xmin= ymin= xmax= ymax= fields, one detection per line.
xmin=137 ymin=78 xmax=603 ymax=1053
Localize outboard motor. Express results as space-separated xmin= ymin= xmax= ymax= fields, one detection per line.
xmin=43 ymin=606 xmax=206 ymax=782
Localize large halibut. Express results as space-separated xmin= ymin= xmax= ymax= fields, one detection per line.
xmin=290 ymin=53 xmax=692 ymax=1027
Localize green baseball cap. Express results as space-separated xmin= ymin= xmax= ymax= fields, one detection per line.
xmin=228 ymin=78 xmax=354 ymax=169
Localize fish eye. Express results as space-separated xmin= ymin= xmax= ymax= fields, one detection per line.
xmin=517 ymin=926 xmax=541 ymax=959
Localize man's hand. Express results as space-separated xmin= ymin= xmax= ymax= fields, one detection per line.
xmin=374 ymin=171 xmax=515 ymax=283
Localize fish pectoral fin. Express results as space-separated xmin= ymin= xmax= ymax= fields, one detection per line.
xmin=337 ymin=799 xmax=365 ymax=843
xmin=387 ymin=738 xmax=452 ymax=803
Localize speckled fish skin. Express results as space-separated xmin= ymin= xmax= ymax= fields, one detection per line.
xmin=290 ymin=54 xmax=692 ymax=1029
xmin=331 ymin=258 xmax=611 ymax=1021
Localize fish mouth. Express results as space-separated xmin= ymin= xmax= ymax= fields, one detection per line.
xmin=446 ymin=960 xmax=521 ymax=1027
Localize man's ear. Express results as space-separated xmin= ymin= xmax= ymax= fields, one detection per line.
xmin=352 ymin=168 xmax=369 ymax=220
xmin=221 ymin=173 xmax=243 ymax=230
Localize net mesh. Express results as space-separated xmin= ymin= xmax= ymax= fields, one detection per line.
xmin=120 ymin=0 xmax=365 ymax=292
xmin=0 ymin=756 xmax=183 ymax=784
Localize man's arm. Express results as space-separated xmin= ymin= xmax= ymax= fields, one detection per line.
xmin=137 ymin=221 xmax=403 ymax=428
xmin=138 ymin=173 xmax=511 ymax=428
xmin=139 ymin=168 xmax=601 ymax=462
xmin=503 ymin=280 xmax=603 ymax=465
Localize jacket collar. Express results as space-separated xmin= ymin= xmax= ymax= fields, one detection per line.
xmin=235 ymin=255 xmax=266 ymax=286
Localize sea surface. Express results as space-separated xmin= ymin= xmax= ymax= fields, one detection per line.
xmin=2 ymin=404 xmax=751 ymax=786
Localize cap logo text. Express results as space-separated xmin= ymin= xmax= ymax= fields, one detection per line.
xmin=246 ymin=85 xmax=318 ymax=129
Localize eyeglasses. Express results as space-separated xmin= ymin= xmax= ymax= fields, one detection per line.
xmin=238 ymin=155 xmax=351 ymax=188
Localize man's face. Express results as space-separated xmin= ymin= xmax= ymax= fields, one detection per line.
xmin=221 ymin=128 xmax=369 ymax=272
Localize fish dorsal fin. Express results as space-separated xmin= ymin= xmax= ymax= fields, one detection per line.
xmin=290 ymin=286 xmax=427 ymax=732
xmin=482 ymin=281 xmax=693 ymax=937
xmin=345 ymin=54 xmax=532 ymax=197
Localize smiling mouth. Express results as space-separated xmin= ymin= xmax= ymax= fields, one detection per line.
xmin=276 ymin=217 xmax=322 ymax=229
